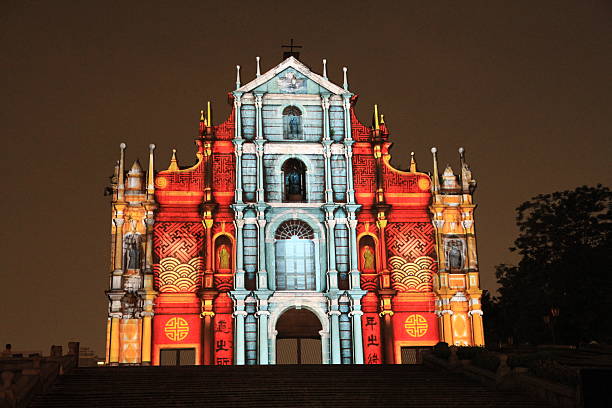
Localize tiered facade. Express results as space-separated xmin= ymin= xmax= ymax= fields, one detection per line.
xmin=104 ymin=56 xmax=485 ymax=366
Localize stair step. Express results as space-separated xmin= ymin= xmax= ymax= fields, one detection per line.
xmin=30 ymin=365 xmax=551 ymax=407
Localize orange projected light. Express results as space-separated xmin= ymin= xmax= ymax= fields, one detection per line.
xmin=404 ymin=314 xmax=428 ymax=337
xmin=164 ymin=317 xmax=190 ymax=341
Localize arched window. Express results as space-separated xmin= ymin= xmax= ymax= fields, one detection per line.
xmin=275 ymin=220 xmax=316 ymax=290
xmin=282 ymin=159 xmax=307 ymax=202
xmin=282 ymin=106 xmax=303 ymax=140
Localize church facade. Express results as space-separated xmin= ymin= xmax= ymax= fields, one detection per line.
xmin=104 ymin=56 xmax=485 ymax=366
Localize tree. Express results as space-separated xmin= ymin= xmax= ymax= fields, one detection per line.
xmin=493 ymin=185 xmax=611 ymax=345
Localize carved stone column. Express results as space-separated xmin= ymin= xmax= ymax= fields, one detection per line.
xmin=350 ymin=308 xmax=364 ymax=364
xmin=232 ymin=206 xmax=246 ymax=289
xmin=254 ymin=93 xmax=265 ymax=203
xmin=344 ymin=140 xmax=356 ymax=204
xmin=324 ymin=207 xmax=338 ymax=290
xmin=232 ymin=296 xmax=248 ymax=365
xmin=256 ymin=294 xmax=271 ymax=365
xmin=256 ymin=205 xmax=268 ymax=289
xmin=346 ymin=207 xmax=361 ymax=289
xmin=327 ymin=298 xmax=341 ymax=364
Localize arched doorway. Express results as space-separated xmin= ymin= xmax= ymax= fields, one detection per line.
xmin=276 ymin=308 xmax=322 ymax=364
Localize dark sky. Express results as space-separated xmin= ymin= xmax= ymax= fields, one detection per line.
xmin=1 ymin=1 xmax=611 ymax=357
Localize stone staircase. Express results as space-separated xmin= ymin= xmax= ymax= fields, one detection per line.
xmin=29 ymin=364 xmax=550 ymax=407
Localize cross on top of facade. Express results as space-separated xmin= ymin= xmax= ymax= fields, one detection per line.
xmin=282 ymin=38 xmax=302 ymax=60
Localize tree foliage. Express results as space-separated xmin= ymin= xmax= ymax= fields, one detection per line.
xmin=489 ymin=185 xmax=612 ymax=345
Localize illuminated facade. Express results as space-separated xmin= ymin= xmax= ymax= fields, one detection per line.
xmin=104 ymin=55 xmax=484 ymax=366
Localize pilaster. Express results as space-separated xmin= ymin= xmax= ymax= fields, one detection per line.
xmin=346 ymin=205 xmax=361 ymax=289
xmin=344 ymin=139 xmax=356 ymax=204
xmin=254 ymin=93 xmax=265 ymax=203
xmin=326 ymin=295 xmax=341 ymax=364
xmin=230 ymin=291 xmax=249 ymax=365
xmin=323 ymin=204 xmax=339 ymax=290
xmin=255 ymin=291 xmax=272 ymax=365
xmin=112 ymin=215 xmax=125 ymax=279
xmin=256 ymin=203 xmax=269 ymax=290
xmin=348 ymin=290 xmax=366 ymax=364
xmin=232 ymin=204 xmax=247 ymax=289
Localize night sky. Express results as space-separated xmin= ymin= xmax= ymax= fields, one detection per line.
xmin=1 ymin=1 xmax=611 ymax=357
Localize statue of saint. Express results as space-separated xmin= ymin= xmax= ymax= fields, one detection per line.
xmin=363 ymin=245 xmax=375 ymax=271
xmin=448 ymin=240 xmax=464 ymax=270
xmin=125 ymin=235 xmax=140 ymax=270
xmin=287 ymin=171 xmax=301 ymax=195
xmin=289 ymin=115 xmax=299 ymax=139
xmin=218 ymin=245 xmax=230 ymax=270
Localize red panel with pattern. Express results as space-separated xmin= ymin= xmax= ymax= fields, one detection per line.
xmin=212 ymin=154 xmax=236 ymax=193
xmin=153 ymin=222 xmax=204 ymax=262
xmin=385 ymin=222 xmax=436 ymax=261
xmin=350 ymin=108 xmax=372 ymax=142
xmin=353 ymin=154 xmax=376 ymax=194
xmin=213 ymin=109 xmax=235 ymax=141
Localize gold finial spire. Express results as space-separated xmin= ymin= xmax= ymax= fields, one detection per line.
xmin=168 ymin=149 xmax=179 ymax=171
xmin=410 ymin=151 xmax=417 ymax=172
xmin=147 ymin=144 xmax=155 ymax=198
xmin=374 ymin=104 xmax=380 ymax=130
xmin=207 ymin=101 xmax=212 ymax=127
xmin=380 ymin=114 xmax=385 ymax=125
xmin=200 ymin=109 xmax=205 ymax=123
xmin=431 ymin=147 xmax=440 ymax=192
xmin=117 ymin=143 xmax=126 ymax=201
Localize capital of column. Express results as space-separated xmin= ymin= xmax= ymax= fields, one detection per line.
xmin=255 ymin=310 xmax=271 ymax=317
xmin=321 ymin=95 xmax=330 ymax=110
xmin=468 ymin=310 xmax=484 ymax=317
xmin=234 ymin=94 xmax=242 ymax=109
xmin=342 ymin=95 xmax=351 ymax=108
xmin=254 ymin=93 xmax=263 ymax=108
xmin=233 ymin=311 xmax=248 ymax=317
xmin=327 ymin=310 xmax=341 ymax=316
xmin=113 ymin=218 xmax=125 ymax=227
xmin=349 ymin=310 xmax=364 ymax=317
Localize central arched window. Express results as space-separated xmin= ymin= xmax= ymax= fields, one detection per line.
xmin=282 ymin=159 xmax=306 ymax=202
xmin=283 ymin=106 xmax=303 ymax=140
xmin=275 ymin=220 xmax=316 ymax=290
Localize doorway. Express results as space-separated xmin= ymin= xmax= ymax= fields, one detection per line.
xmin=400 ymin=347 xmax=426 ymax=365
xmin=276 ymin=308 xmax=322 ymax=364
xmin=159 ymin=348 xmax=196 ymax=366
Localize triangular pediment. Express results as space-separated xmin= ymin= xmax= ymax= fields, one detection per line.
xmin=235 ymin=56 xmax=347 ymax=96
